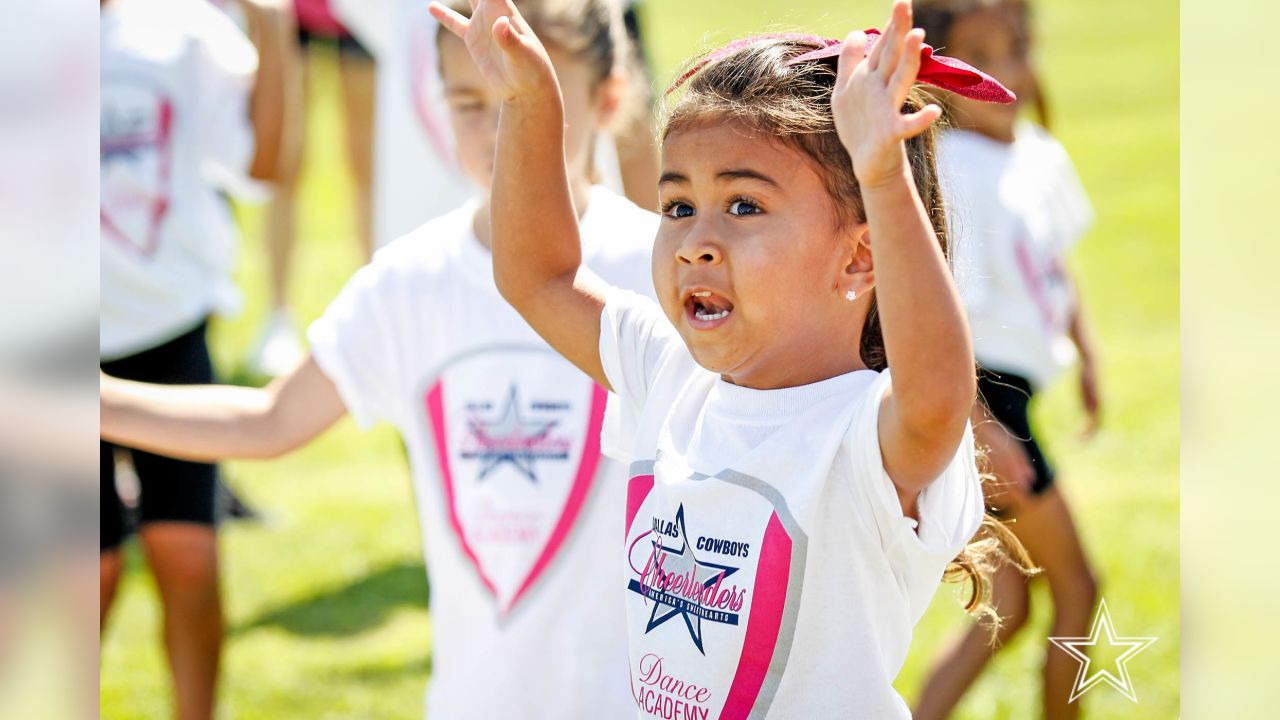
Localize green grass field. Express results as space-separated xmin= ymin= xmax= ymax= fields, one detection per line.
xmin=99 ymin=1 xmax=1178 ymax=717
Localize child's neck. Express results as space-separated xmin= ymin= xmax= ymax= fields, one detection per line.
xmin=949 ymin=106 xmax=1017 ymax=144
xmin=717 ymin=332 xmax=869 ymax=391
xmin=472 ymin=175 xmax=594 ymax=252
xmin=958 ymin=116 xmax=1016 ymax=144
xmin=970 ymin=126 xmax=1015 ymax=144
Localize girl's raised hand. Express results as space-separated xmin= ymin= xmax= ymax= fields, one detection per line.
xmin=428 ymin=0 xmax=556 ymax=102
xmin=832 ymin=0 xmax=942 ymax=189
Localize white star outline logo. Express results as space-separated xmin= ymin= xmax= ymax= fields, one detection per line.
xmin=1049 ymin=597 xmax=1158 ymax=703
xmin=465 ymin=384 xmax=561 ymax=483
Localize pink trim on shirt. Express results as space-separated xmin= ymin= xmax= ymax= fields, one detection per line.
xmin=101 ymin=96 xmax=173 ymax=259
xmin=503 ymin=384 xmax=608 ymax=613
xmin=1014 ymin=236 xmax=1056 ymax=330
xmin=425 ymin=380 xmax=608 ymax=615
xmin=626 ymin=474 xmax=656 ymax=538
xmin=719 ymin=512 xmax=792 ymax=720
xmin=426 ymin=380 xmax=499 ymax=598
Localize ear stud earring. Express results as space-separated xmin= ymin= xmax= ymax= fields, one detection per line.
xmin=845 ymin=290 xmax=857 ymax=301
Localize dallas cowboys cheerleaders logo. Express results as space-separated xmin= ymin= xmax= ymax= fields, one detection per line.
xmin=460 ymin=384 xmax=571 ymax=483
xmin=627 ymin=505 xmax=750 ymax=654
xmin=100 ymin=83 xmax=174 ymax=258
xmin=424 ymin=353 xmax=608 ymax=617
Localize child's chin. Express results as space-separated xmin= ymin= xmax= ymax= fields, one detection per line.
xmin=686 ymin=343 xmax=735 ymax=376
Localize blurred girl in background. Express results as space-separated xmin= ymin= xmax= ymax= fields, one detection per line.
xmin=100 ymin=1 xmax=284 ymax=716
xmin=250 ymin=0 xmax=377 ymax=376
xmin=102 ymin=2 xmax=658 ymax=716
xmin=910 ymin=1 xmax=1101 ymax=718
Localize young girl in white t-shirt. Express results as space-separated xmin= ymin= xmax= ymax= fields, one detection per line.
xmin=432 ymin=0 xmax=1027 ymax=716
xmin=911 ymin=2 xmax=1100 ymax=718
xmin=101 ymin=1 xmax=658 ymax=717
xmin=99 ymin=1 xmax=273 ymax=716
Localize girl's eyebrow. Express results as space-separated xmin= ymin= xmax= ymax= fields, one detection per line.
xmin=717 ymin=168 xmax=779 ymax=187
xmin=658 ymin=169 xmax=780 ymax=187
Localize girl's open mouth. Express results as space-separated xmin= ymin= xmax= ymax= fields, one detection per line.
xmin=685 ymin=290 xmax=734 ymax=330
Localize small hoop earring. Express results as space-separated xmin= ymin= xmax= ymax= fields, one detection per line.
xmin=845 ymin=290 xmax=857 ymax=301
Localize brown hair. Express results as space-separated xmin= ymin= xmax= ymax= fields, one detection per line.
xmin=945 ymin=484 xmax=1040 ymax=627
xmin=912 ymin=0 xmax=1051 ymax=128
xmin=437 ymin=0 xmax=644 ymax=129
xmin=660 ymin=36 xmax=1037 ymax=626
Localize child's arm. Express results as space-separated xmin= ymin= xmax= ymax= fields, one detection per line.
xmin=1067 ymin=271 xmax=1101 ymax=436
xmin=100 ymin=355 xmax=347 ymax=462
xmin=833 ymin=1 xmax=975 ymax=505
xmin=430 ymin=0 xmax=613 ymax=390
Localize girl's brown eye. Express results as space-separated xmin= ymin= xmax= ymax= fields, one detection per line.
xmin=664 ymin=202 xmax=694 ymax=219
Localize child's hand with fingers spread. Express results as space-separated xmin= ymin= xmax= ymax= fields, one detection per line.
xmin=429 ymin=0 xmax=557 ymax=103
xmin=832 ymin=0 xmax=942 ymax=189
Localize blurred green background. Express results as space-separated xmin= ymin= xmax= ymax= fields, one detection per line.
xmin=99 ymin=0 xmax=1178 ymax=717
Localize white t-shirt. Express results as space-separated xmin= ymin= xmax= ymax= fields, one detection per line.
xmin=332 ymin=0 xmax=631 ymax=249
xmin=940 ymin=122 xmax=1094 ymax=390
xmin=100 ymin=0 xmax=257 ymax=359
xmin=598 ymin=291 xmax=986 ymax=719
xmin=308 ymin=186 xmax=659 ymax=719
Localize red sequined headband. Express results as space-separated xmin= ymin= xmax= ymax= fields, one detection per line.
xmin=665 ymin=29 xmax=1016 ymax=104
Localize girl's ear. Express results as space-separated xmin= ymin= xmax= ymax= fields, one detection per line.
xmin=593 ymin=67 xmax=630 ymax=131
xmin=841 ymin=222 xmax=876 ymax=295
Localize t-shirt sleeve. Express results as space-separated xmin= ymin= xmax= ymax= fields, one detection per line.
xmin=598 ymin=287 xmax=681 ymax=461
xmin=307 ymin=261 xmax=407 ymax=430
xmin=1043 ymin=136 xmax=1095 ymax=253
xmin=939 ymin=145 xmax=996 ymax=316
xmin=846 ymin=369 xmax=986 ymax=623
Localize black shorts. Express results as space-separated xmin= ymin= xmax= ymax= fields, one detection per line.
xmin=976 ymin=367 xmax=1056 ymax=496
xmin=297 ymin=24 xmax=373 ymax=60
xmin=101 ymin=321 xmax=218 ymax=552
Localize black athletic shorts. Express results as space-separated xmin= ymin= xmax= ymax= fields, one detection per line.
xmin=101 ymin=321 xmax=218 ymax=552
xmin=297 ymin=24 xmax=373 ymax=60
xmin=976 ymin=366 xmax=1056 ymax=496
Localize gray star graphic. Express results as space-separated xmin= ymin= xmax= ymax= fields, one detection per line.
xmin=467 ymin=385 xmax=558 ymax=483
